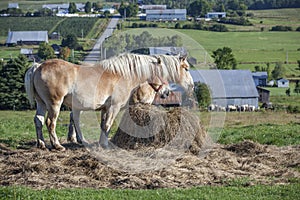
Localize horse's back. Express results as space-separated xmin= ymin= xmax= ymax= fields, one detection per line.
xmin=33 ymin=59 xmax=79 ymax=104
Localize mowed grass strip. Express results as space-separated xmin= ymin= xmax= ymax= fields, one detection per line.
xmin=1 ymin=184 xmax=300 ymax=200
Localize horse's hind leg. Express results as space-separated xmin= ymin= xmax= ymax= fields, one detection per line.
xmin=99 ymin=105 xmax=121 ymax=148
xmin=46 ymin=103 xmax=65 ymax=151
xmin=34 ymin=100 xmax=47 ymax=150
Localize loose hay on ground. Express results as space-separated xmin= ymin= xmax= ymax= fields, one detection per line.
xmin=1 ymin=141 xmax=300 ymax=189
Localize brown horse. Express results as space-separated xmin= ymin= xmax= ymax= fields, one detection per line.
xmin=25 ymin=54 xmax=194 ymax=151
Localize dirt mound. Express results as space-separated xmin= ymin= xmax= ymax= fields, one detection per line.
xmin=1 ymin=140 xmax=299 ymax=189
xmin=111 ymin=104 xmax=207 ymax=154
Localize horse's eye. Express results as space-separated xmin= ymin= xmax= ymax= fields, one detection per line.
xmin=185 ymin=68 xmax=189 ymax=71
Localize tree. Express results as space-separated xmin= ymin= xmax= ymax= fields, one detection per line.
xmin=194 ymin=82 xmax=211 ymax=109
xmin=118 ymin=2 xmax=138 ymax=18
xmin=187 ymin=0 xmax=211 ymax=17
xmin=60 ymin=46 xmax=71 ymax=60
xmin=286 ymin=88 xmax=291 ymax=96
xmin=297 ymin=60 xmax=300 ymax=70
xmin=61 ymin=34 xmax=81 ymax=50
xmin=212 ymin=47 xmax=237 ymax=69
xmin=294 ymin=81 xmax=300 ymax=95
xmin=271 ymin=62 xmax=285 ymax=80
xmin=68 ymin=2 xmax=77 ymax=14
xmin=0 ymin=55 xmax=31 ymax=110
xmin=37 ymin=42 xmax=55 ymax=60
xmin=85 ymin=1 xmax=92 ymax=13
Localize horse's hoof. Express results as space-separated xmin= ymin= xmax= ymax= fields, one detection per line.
xmin=53 ymin=144 xmax=66 ymax=151
xmin=67 ymin=137 xmax=78 ymax=144
xmin=37 ymin=140 xmax=48 ymax=150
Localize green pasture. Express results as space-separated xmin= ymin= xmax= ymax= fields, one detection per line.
xmin=177 ymin=30 xmax=300 ymax=63
xmin=1 ymin=183 xmax=300 ymax=200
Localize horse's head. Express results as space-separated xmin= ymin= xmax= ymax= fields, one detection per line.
xmin=148 ymin=76 xmax=170 ymax=99
xmin=176 ymin=55 xmax=194 ymax=96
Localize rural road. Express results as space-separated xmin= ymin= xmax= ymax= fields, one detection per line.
xmin=84 ymin=15 xmax=120 ymax=63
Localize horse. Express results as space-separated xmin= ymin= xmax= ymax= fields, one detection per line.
xmin=25 ymin=53 xmax=194 ymax=151
xmin=67 ymin=77 xmax=170 ymax=144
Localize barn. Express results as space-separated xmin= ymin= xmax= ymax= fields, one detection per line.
xmin=252 ymin=71 xmax=268 ymax=87
xmin=146 ymin=9 xmax=186 ymax=21
xmin=190 ymin=70 xmax=259 ymax=108
xmin=6 ymin=31 xmax=48 ymax=45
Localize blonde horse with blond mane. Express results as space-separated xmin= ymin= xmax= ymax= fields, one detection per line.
xmin=25 ymin=53 xmax=194 ymax=151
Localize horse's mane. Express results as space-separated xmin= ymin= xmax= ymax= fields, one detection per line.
xmin=98 ymin=53 xmax=181 ymax=81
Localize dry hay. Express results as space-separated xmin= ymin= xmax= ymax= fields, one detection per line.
xmin=1 ymin=141 xmax=300 ymax=189
xmin=111 ymin=104 xmax=207 ymax=154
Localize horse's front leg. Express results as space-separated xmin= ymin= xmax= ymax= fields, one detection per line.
xmin=67 ymin=112 xmax=77 ymax=143
xmin=99 ymin=104 xmax=121 ymax=148
xmin=72 ymin=109 xmax=88 ymax=145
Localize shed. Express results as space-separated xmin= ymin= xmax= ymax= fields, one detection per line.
xmin=205 ymin=12 xmax=226 ymax=20
xmin=146 ymin=9 xmax=186 ymax=21
xmin=190 ymin=70 xmax=259 ymax=108
xmin=8 ymin=3 xmax=19 ymax=9
xmin=140 ymin=5 xmax=167 ymax=11
xmin=276 ymin=78 xmax=289 ymax=88
xmin=252 ymin=71 xmax=268 ymax=87
xmin=256 ymin=86 xmax=270 ymax=104
xmin=20 ymin=48 xmax=33 ymax=55
xmin=6 ymin=31 xmax=48 ymax=45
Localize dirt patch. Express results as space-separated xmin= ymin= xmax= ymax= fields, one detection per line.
xmin=0 ymin=105 xmax=299 ymax=189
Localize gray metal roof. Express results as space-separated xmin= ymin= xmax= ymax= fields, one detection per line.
xmin=252 ymin=71 xmax=268 ymax=78
xmin=6 ymin=31 xmax=48 ymax=44
xmin=190 ymin=70 xmax=259 ymax=98
xmin=146 ymin=9 xmax=186 ymax=14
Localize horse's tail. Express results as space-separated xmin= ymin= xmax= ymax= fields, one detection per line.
xmin=24 ymin=62 xmax=40 ymax=108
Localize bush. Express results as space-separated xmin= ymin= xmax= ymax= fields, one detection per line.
xmin=219 ymin=17 xmax=252 ymax=26
xmin=270 ymin=26 xmax=293 ymax=31
xmin=296 ymin=27 xmax=300 ymax=32
xmin=175 ymin=22 xmax=181 ymax=29
xmin=209 ymin=24 xmax=228 ymax=32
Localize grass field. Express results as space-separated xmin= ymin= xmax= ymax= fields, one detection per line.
xmin=1 ymin=184 xmax=300 ymax=200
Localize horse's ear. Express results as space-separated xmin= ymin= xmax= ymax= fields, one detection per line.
xmin=157 ymin=57 xmax=161 ymax=65
xmin=179 ymin=55 xmax=187 ymax=62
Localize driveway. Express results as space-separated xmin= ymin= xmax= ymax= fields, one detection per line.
xmin=84 ymin=15 xmax=120 ymax=63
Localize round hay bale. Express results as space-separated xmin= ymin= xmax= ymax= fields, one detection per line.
xmin=111 ymin=104 xmax=207 ymax=155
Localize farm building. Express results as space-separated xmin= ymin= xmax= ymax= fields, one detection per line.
xmin=131 ymin=47 xmax=187 ymax=56
xmin=140 ymin=5 xmax=167 ymax=10
xmin=20 ymin=48 xmax=33 ymax=56
xmin=276 ymin=78 xmax=289 ymax=88
xmin=8 ymin=3 xmax=19 ymax=9
xmin=205 ymin=12 xmax=226 ymax=20
xmin=257 ymin=86 xmax=270 ymax=104
xmin=146 ymin=9 xmax=186 ymax=21
xmin=6 ymin=31 xmax=48 ymax=45
xmin=190 ymin=70 xmax=259 ymax=108
xmin=252 ymin=71 xmax=268 ymax=87
xmin=42 ymin=3 xmax=85 ymax=14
